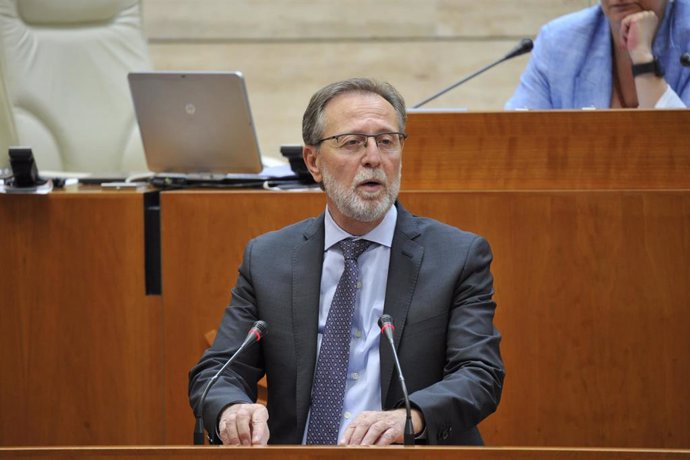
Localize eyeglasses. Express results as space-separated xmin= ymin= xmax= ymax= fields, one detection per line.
xmin=316 ymin=132 xmax=407 ymax=154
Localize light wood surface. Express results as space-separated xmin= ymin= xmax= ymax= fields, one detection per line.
xmin=2 ymin=446 xmax=690 ymax=460
xmin=0 ymin=191 xmax=163 ymax=445
xmin=402 ymin=110 xmax=690 ymax=190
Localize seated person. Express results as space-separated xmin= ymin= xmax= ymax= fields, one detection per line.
xmin=506 ymin=0 xmax=690 ymax=109
xmin=188 ymin=77 xmax=504 ymax=446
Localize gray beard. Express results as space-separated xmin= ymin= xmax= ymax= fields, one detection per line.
xmin=321 ymin=164 xmax=400 ymax=223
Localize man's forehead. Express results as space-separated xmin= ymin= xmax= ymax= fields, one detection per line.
xmin=323 ymin=92 xmax=398 ymax=127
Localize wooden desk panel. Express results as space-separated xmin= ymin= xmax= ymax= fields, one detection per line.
xmin=160 ymin=191 xmax=325 ymax=444
xmin=161 ymin=190 xmax=690 ymax=448
xmin=2 ymin=446 xmax=690 ymax=460
xmin=403 ymin=110 xmax=690 ymax=190
xmin=0 ymin=192 xmax=164 ymax=445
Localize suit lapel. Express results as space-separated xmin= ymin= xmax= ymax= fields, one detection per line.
xmin=292 ymin=215 xmax=325 ymax=434
xmin=380 ymin=204 xmax=423 ymax=406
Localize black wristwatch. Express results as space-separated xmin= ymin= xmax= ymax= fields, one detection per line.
xmin=632 ymin=56 xmax=664 ymax=77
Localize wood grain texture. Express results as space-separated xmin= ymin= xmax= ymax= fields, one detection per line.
xmin=1 ymin=446 xmax=690 ymax=460
xmin=0 ymin=191 xmax=164 ymax=445
xmin=402 ymin=110 xmax=690 ymax=190
xmin=161 ymin=190 xmax=690 ymax=447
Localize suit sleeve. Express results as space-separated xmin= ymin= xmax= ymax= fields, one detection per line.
xmin=505 ymin=24 xmax=553 ymax=109
xmin=188 ymin=239 xmax=264 ymax=443
xmin=408 ymin=235 xmax=504 ymax=444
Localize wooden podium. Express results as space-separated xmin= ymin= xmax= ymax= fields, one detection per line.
xmin=1 ymin=110 xmax=689 ymax=449
xmin=1 ymin=446 xmax=689 ymax=460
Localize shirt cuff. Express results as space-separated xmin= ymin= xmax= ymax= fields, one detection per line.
xmin=655 ymin=84 xmax=687 ymax=108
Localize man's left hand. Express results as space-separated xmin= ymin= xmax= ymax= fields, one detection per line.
xmin=339 ymin=408 xmax=424 ymax=445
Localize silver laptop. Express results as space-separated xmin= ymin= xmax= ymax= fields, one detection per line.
xmin=128 ymin=71 xmax=263 ymax=176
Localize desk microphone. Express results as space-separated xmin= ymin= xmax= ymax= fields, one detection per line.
xmin=412 ymin=38 xmax=534 ymax=108
xmin=193 ymin=320 xmax=268 ymax=445
xmin=378 ymin=314 xmax=414 ymax=445
xmin=681 ymin=53 xmax=690 ymax=67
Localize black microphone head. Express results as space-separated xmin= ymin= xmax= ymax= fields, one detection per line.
xmin=681 ymin=53 xmax=690 ymax=68
xmin=504 ymin=38 xmax=534 ymax=61
xmin=378 ymin=314 xmax=394 ymax=330
xmin=252 ymin=320 xmax=268 ymax=338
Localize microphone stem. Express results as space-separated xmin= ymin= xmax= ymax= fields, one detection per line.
xmin=387 ymin=335 xmax=415 ymax=445
xmin=412 ymin=58 xmax=507 ymax=108
xmin=193 ymin=345 xmax=244 ymax=445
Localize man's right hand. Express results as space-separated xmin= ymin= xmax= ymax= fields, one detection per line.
xmin=218 ymin=403 xmax=269 ymax=446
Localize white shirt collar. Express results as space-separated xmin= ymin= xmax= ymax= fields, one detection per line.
xmin=324 ymin=204 xmax=397 ymax=251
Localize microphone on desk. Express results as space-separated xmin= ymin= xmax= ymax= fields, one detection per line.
xmin=681 ymin=53 xmax=690 ymax=68
xmin=378 ymin=314 xmax=415 ymax=446
xmin=193 ymin=320 xmax=268 ymax=445
xmin=412 ymin=38 xmax=534 ymax=109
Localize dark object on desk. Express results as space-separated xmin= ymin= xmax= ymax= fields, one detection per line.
xmin=281 ymin=144 xmax=315 ymax=184
xmin=78 ymin=174 xmax=131 ymax=185
xmin=7 ymin=146 xmax=46 ymax=188
xmin=681 ymin=53 xmax=690 ymax=67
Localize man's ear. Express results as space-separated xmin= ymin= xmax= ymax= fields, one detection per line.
xmin=303 ymin=145 xmax=322 ymax=184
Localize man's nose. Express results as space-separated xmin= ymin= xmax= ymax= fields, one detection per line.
xmin=361 ymin=137 xmax=383 ymax=166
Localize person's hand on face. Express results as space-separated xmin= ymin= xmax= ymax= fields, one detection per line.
xmin=620 ymin=10 xmax=659 ymax=62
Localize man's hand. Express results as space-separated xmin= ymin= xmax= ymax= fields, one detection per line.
xmin=218 ymin=403 xmax=269 ymax=446
xmin=620 ymin=10 xmax=659 ymax=63
xmin=339 ymin=408 xmax=424 ymax=446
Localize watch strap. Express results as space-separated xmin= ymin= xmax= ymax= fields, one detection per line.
xmin=632 ymin=57 xmax=664 ymax=77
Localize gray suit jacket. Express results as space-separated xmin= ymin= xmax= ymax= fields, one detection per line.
xmin=189 ymin=203 xmax=504 ymax=445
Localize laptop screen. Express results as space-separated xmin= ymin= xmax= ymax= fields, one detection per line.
xmin=128 ymin=71 xmax=263 ymax=174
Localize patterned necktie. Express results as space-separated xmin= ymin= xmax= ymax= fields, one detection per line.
xmin=306 ymin=238 xmax=371 ymax=445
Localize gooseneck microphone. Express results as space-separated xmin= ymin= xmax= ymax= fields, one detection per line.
xmin=681 ymin=53 xmax=690 ymax=68
xmin=378 ymin=314 xmax=414 ymax=446
xmin=412 ymin=38 xmax=534 ymax=108
xmin=193 ymin=320 xmax=268 ymax=445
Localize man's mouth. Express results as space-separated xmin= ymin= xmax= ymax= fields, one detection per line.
xmin=357 ymin=178 xmax=384 ymax=191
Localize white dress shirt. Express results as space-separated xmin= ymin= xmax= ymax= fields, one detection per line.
xmin=303 ymin=205 xmax=397 ymax=443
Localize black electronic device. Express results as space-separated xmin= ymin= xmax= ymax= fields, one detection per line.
xmin=280 ymin=144 xmax=315 ymax=183
xmin=681 ymin=53 xmax=690 ymax=68
xmin=8 ymin=147 xmax=44 ymax=188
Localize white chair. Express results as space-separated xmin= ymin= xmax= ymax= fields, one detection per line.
xmin=0 ymin=0 xmax=151 ymax=172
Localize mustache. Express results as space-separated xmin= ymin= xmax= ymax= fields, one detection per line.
xmin=353 ymin=168 xmax=387 ymax=185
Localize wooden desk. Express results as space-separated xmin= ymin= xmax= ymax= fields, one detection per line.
xmin=1 ymin=446 xmax=690 ymax=460
xmin=403 ymin=110 xmax=690 ymax=190
xmin=0 ymin=190 xmax=163 ymax=445
xmin=1 ymin=110 xmax=689 ymax=448
xmin=160 ymin=190 xmax=690 ymax=448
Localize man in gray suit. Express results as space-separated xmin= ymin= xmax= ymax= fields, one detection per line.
xmin=189 ymin=78 xmax=504 ymax=446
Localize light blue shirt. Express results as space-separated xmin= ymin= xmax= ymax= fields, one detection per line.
xmin=303 ymin=204 xmax=398 ymax=443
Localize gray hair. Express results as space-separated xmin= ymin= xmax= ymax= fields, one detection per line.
xmin=302 ymin=77 xmax=407 ymax=146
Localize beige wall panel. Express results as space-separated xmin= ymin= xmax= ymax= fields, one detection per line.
xmin=142 ymin=0 xmax=593 ymax=40
xmin=150 ymin=40 xmax=531 ymax=162
xmin=436 ymin=0 xmax=593 ymax=36
xmin=143 ymin=0 xmax=600 ymax=163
